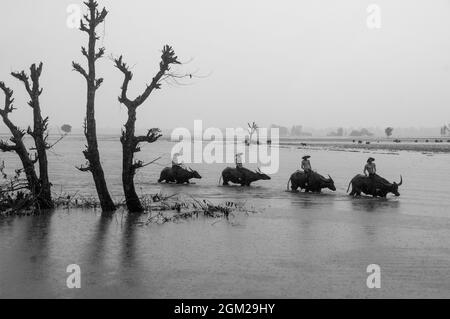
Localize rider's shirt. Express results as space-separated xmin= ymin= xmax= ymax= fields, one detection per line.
xmin=364 ymin=163 xmax=376 ymax=174
xmin=172 ymin=153 xmax=183 ymax=166
xmin=301 ymin=159 xmax=311 ymax=171
xmin=235 ymin=153 xmax=243 ymax=165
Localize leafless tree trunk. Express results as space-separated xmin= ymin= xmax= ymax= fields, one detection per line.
xmin=248 ymin=121 xmax=258 ymax=144
xmin=0 ymin=82 xmax=41 ymax=204
xmin=11 ymin=63 xmax=53 ymax=209
xmin=114 ymin=46 xmax=182 ymax=212
xmin=72 ymin=0 xmax=115 ymax=212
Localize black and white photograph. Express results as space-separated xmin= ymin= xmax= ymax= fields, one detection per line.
xmin=1 ymin=0 xmax=450 ymax=307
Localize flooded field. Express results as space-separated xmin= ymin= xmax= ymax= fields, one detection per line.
xmin=1 ymin=136 xmax=450 ymax=298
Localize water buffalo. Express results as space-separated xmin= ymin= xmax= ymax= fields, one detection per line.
xmin=347 ymin=174 xmax=402 ymax=197
xmin=287 ymin=171 xmax=336 ymax=193
xmin=221 ymin=167 xmax=271 ymax=186
xmin=158 ymin=166 xmax=202 ymax=184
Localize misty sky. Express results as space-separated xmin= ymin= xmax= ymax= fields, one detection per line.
xmin=1 ymin=0 xmax=450 ymax=132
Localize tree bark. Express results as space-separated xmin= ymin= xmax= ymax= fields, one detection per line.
xmin=121 ymin=107 xmax=142 ymax=212
xmin=12 ymin=63 xmax=53 ymax=209
xmin=0 ymin=82 xmax=41 ymax=202
xmin=73 ymin=0 xmax=115 ymax=212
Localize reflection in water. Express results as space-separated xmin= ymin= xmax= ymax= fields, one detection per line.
xmin=1 ymin=140 xmax=450 ymax=298
xmin=25 ymin=212 xmax=54 ymax=280
xmin=0 ymin=211 xmax=55 ymax=298
xmin=120 ymin=213 xmax=140 ymax=268
xmin=287 ymin=191 xmax=338 ymax=210
xmin=350 ymin=197 xmax=401 ymax=213
xmin=86 ymin=213 xmax=113 ymax=266
xmin=117 ymin=213 xmax=143 ymax=290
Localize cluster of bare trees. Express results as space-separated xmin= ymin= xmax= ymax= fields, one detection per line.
xmin=71 ymin=0 xmax=188 ymax=213
xmin=0 ymin=0 xmax=186 ymax=212
xmin=1 ymin=0 xmax=189 ymax=214
xmin=0 ymin=63 xmax=53 ymax=209
xmin=2 ymin=0 xmax=191 ymax=215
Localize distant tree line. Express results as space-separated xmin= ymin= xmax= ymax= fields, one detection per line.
xmin=270 ymin=124 xmax=312 ymax=137
xmin=327 ymin=128 xmax=344 ymax=137
xmin=272 ymin=124 xmax=376 ymax=137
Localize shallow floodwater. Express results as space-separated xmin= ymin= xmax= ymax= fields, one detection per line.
xmin=1 ymin=136 xmax=450 ymax=298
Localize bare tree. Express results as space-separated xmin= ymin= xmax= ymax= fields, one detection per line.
xmin=72 ymin=0 xmax=115 ymax=212
xmin=0 ymin=81 xmax=42 ymax=205
xmin=247 ymin=121 xmax=258 ymax=145
xmin=114 ymin=46 xmax=183 ymax=212
xmin=441 ymin=124 xmax=449 ymax=136
xmin=11 ymin=63 xmax=53 ymax=208
xmin=385 ymin=127 xmax=394 ymax=138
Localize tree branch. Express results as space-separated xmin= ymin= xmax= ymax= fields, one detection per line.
xmin=80 ymin=20 xmax=90 ymax=34
xmin=95 ymin=78 xmax=104 ymax=90
xmin=114 ymin=45 xmax=182 ymax=109
xmin=95 ymin=47 xmax=105 ymax=61
xmin=29 ymin=62 xmax=43 ymax=93
xmin=135 ymin=128 xmax=162 ymax=145
xmin=12 ymin=63 xmax=44 ymax=109
xmin=0 ymin=81 xmax=15 ymax=115
xmin=114 ymin=55 xmax=133 ymax=106
xmin=72 ymin=62 xmax=89 ymax=80
xmin=81 ymin=47 xmax=89 ymax=59
xmin=0 ymin=140 xmax=18 ymax=152
xmin=80 ymin=1 xmax=108 ymax=34
xmin=76 ymin=163 xmax=92 ymax=172
xmin=11 ymin=71 xmax=32 ymax=96
xmin=131 ymin=160 xmax=144 ymax=172
xmin=94 ymin=8 xmax=108 ymax=27
xmin=134 ymin=45 xmax=181 ymax=107
xmin=140 ymin=156 xmax=163 ymax=169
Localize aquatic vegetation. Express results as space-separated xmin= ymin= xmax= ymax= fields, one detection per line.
xmin=140 ymin=194 xmax=259 ymax=224
xmin=42 ymin=190 xmax=259 ymax=224
xmin=0 ymin=165 xmax=37 ymax=215
xmin=53 ymin=192 xmax=102 ymax=210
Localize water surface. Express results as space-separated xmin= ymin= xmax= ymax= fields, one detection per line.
xmin=0 ymin=136 xmax=449 ymax=298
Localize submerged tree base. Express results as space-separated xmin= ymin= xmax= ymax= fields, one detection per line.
xmin=1 ymin=190 xmax=259 ymax=224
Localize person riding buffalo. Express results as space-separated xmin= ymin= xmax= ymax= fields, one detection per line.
xmin=235 ymin=152 xmax=243 ymax=169
xmin=364 ymin=157 xmax=376 ymax=177
xmin=364 ymin=157 xmax=377 ymax=195
xmin=234 ymin=152 xmax=244 ymax=183
xmin=301 ymin=155 xmax=312 ymax=186
xmin=172 ymin=152 xmax=186 ymax=175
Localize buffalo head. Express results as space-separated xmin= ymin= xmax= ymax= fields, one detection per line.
xmin=327 ymin=175 xmax=337 ymax=191
xmin=391 ymin=175 xmax=402 ymax=196
xmin=188 ymin=168 xmax=202 ymax=179
xmin=256 ymin=168 xmax=271 ymax=180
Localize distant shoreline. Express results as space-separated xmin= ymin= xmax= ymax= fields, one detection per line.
xmin=2 ymin=132 xmax=449 ymax=153
xmin=279 ymin=139 xmax=450 ymax=153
